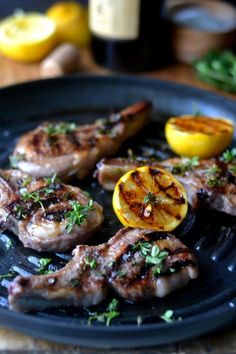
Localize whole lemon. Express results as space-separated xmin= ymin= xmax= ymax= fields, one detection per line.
xmin=47 ymin=1 xmax=90 ymax=47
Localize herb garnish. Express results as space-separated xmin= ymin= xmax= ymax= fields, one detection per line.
xmin=171 ymin=157 xmax=199 ymax=175
xmin=12 ymin=204 xmax=27 ymax=220
xmin=222 ymin=148 xmax=236 ymax=164
xmin=205 ymin=164 xmax=225 ymax=187
xmin=22 ymin=176 xmax=32 ymax=187
xmin=70 ymin=279 xmax=80 ymax=288
xmin=84 ymin=257 xmax=97 ymax=270
xmin=0 ymin=269 xmax=16 ymax=280
xmin=65 ymin=200 xmax=94 ymax=233
xmin=133 ymin=242 xmax=169 ymax=275
xmin=88 ymin=299 xmax=120 ymax=326
xmin=143 ymin=192 xmax=156 ymax=205
xmin=44 ymin=173 xmax=60 ymax=186
xmin=116 ymin=270 xmax=127 ymax=278
xmin=44 ymin=122 xmax=77 ymax=135
xmin=19 ymin=187 xmax=54 ymax=210
xmin=193 ymin=50 xmax=236 ymax=93
xmin=37 ymin=258 xmax=53 ymax=275
xmin=160 ymin=309 xmax=174 ymax=323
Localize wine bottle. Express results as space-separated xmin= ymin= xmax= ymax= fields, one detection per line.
xmin=89 ymin=0 xmax=170 ymax=71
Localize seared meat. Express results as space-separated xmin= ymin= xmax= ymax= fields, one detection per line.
xmin=96 ymin=156 xmax=236 ymax=216
xmin=96 ymin=157 xmax=160 ymax=191
xmin=0 ymin=169 xmax=103 ymax=252
xmin=12 ymin=101 xmax=152 ymax=179
xmin=8 ymin=227 xmax=198 ymax=312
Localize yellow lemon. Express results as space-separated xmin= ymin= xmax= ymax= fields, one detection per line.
xmin=113 ymin=166 xmax=188 ymax=231
xmin=0 ymin=12 xmax=56 ymax=62
xmin=47 ymin=1 xmax=90 ymax=47
xmin=165 ymin=115 xmax=234 ymax=159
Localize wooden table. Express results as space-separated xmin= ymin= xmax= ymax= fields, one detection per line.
xmin=0 ymin=49 xmax=236 ymax=353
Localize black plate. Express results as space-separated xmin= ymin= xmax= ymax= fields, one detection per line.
xmin=1 ymin=75 xmax=236 ymax=348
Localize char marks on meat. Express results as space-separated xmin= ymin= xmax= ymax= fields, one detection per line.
xmin=96 ymin=156 xmax=236 ymax=216
xmin=12 ymin=101 xmax=152 ymax=179
xmin=8 ymin=227 xmax=198 ymax=312
xmin=0 ymin=169 xmax=103 ymax=252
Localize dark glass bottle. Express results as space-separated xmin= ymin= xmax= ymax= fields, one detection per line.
xmin=89 ymin=0 xmax=170 ymax=71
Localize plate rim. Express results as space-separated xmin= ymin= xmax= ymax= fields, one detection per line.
xmin=1 ymin=74 xmax=236 ymax=348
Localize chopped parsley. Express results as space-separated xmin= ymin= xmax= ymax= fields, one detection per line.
xmin=37 ymin=258 xmax=53 ymax=275
xmin=222 ymin=148 xmax=236 ymax=164
xmin=65 ymin=199 xmax=94 ymax=233
xmin=44 ymin=122 xmax=77 ymax=135
xmin=88 ymin=299 xmax=120 ymax=326
xmin=84 ymin=257 xmax=97 ymax=270
xmin=22 ymin=176 xmax=33 ymax=188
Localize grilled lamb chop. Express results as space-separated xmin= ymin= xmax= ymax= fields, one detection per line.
xmin=96 ymin=156 xmax=236 ymax=216
xmin=0 ymin=169 xmax=103 ymax=252
xmin=8 ymin=227 xmax=198 ymax=312
xmin=11 ymin=101 xmax=152 ymax=180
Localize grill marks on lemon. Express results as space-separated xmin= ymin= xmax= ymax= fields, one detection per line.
xmin=165 ymin=115 xmax=234 ymax=159
xmin=171 ymin=116 xmax=233 ymax=135
xmin=113 ymin=166 xmax=188 ymax=231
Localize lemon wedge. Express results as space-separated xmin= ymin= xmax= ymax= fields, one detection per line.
xmin=0 ymin=12 xmax=56 ymax=62
xmin=47 ymin=1 xmax=90 ymax=47
xmin=113 ymin=166 xmax=188 ymax=231
xmin=165 ymin=115 xmax=234 ymax=159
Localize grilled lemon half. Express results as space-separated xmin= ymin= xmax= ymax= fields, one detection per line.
xmin=113 ymin=166 xmax=188 ymax=231
xmin=165 ymin=115 xmax=234 ymax=159
xmin=0 ymin=12 xmax=56 ymax=62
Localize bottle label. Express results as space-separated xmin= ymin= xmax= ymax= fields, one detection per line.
xmin=89 ymin=0 xmax=141 ymax=40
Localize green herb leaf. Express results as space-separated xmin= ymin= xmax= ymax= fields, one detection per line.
xmin=222 ymin=148 xmax=236 ymax=163
xmin=88 ymin=299 xmax=120 ymax=326
xmin=171 ymin=157 xmax=199 ymax=175
xmin=19 ymin=187 xmax=54 ymax=210
xmin=143 ymin=192 xmax=156 ymax=204
xmin=84 ymin=257 xmax=97 ymax=270
xmin=193 ymin=50 xmax=236 ymax=93
xmin=160 ymin=309 xmax=174 ymax=323
xmin=44 ymin=122 xmax=77 ymax=135
xmin=70 ymin=279 xmax=80 ymax=288
xmin=44 ymin=173 xmax=60 ymax=186
xmin=37 ymin=258 xmax=52 ymax=275
xmin=12 ymin=204 xmax=28 ymax=220
xmin=205 ymin=164 xmax=225 ymax=187
xmin=22 ymin=176 xmax=33 ymax=187
xmin=65 ymin=200 xmax=94 ymax=233
xmin=134 ymin=242 xmax=169 ymax=275
xmin=0 ymin=270 xmax=15 ymax=280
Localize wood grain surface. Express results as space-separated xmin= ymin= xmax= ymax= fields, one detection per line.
xmin=0 ymin=48 xmax=235 ymax=353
